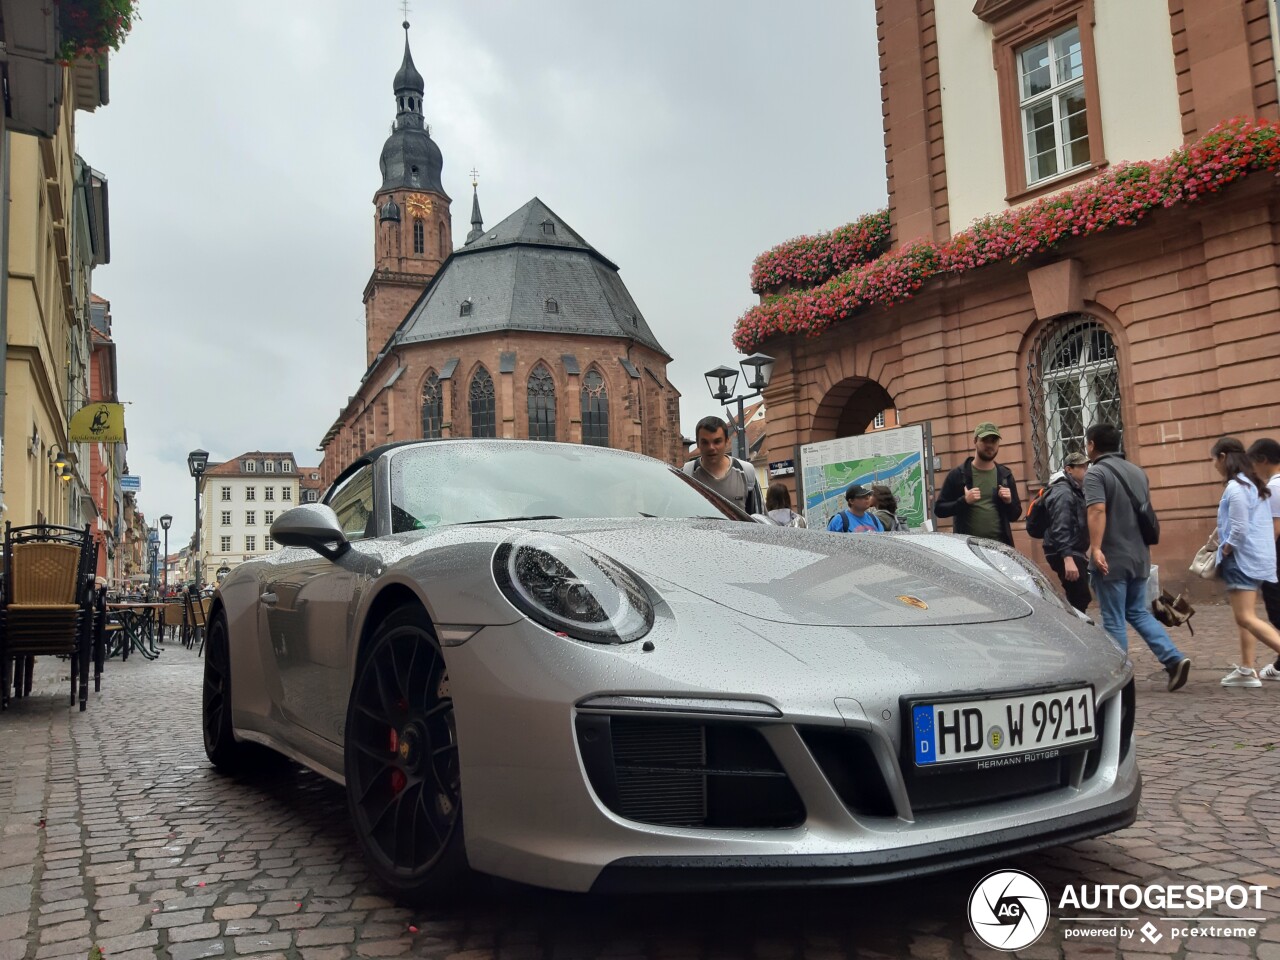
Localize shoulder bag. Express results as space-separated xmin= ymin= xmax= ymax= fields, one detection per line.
xmin=1097 ymin=459 xmax=1160 ymax=545
xmin=1189 ymin=531 xmax=1219 ymax=579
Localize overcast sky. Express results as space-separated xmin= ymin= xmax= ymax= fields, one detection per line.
xmin=75 ymin=0 xmax=886 ymax=552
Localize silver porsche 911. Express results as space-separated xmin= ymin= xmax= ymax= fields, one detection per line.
xmin=202 ymin=439 xmax=1138 ymax=901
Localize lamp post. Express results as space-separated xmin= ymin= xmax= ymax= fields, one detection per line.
xmin=703 ymin=353 xmax=776 ymax=461
xmin=159 ymin=514 xmax=172 ymax=596
xmin=187 ymin=449 xmax=209 ymax=590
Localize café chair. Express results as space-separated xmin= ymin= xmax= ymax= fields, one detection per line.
xmin=0 ymin=523 xmax=95 ymax=711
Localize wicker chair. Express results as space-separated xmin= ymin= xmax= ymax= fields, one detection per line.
xmin=1 ymin=523 xmax=95 ymax=711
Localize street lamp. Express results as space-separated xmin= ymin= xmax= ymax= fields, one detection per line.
xmin=159 ymin=514 xmax=172 ymax=595
xmin=703 ymin=353 xmax=776 ymax=460
xmin=147 ymin=528 xmax=160 ymax=599
xmin=188 ymin=449 xmax=209 ymax=590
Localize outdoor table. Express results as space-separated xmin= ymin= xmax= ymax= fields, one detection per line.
xmin=105 ymin=603 xmax=167 ymax=660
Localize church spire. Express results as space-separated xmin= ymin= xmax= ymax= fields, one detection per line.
xmin=467 ymin=169 xmax=484 ymax=244
xmin=393 ymin=21 xmax=425 ymax=131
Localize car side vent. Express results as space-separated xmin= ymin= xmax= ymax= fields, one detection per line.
xmin=575 ymin=715 xmax=804 ymax=829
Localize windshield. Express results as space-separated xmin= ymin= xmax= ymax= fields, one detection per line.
xmin=387 ymin=442 xmax=749 ymax=531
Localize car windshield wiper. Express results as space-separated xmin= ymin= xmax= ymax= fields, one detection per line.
xmin=455 ymin=515 xmax=562 ymax=525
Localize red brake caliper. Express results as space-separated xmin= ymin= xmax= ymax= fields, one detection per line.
xmin=388 ymin=728 xmax=406 ymax=795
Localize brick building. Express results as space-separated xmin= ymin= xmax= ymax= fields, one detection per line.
xmin=317 ymin=25 xmax=681 ymax=485
xmin=746 ymin=0 xmax=1280 ymax=596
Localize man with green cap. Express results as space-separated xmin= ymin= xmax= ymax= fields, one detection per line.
xmin=933 ymin=422 xmax=1022 ymax=547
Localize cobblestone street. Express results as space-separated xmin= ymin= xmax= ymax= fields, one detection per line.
xmin=2 ymin=604 xmax=1280 ymax=960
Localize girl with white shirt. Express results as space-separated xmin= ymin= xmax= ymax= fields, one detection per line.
xmin=1211 ymin=437 xmax=1280 ymax=687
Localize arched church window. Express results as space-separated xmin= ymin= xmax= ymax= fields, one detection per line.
xmin=581 ymin=369 xmax=609 ymax=447
xmin=527 ymin=364 xmax=556 ymax=441
xmin=438 ymin=222 xmax=447 ymax=258
xmin=421 ymin=371 xmax=442 ymax=439
xmin=1027 ymin=315 xmax=1123 ymax=481
xmin=413 ymin=219 xmax=425 ymax=254
xmin=469 ymin=367 xmax=496 ymax=438
xmin=545 ymin=298 xmax=559 ymax=314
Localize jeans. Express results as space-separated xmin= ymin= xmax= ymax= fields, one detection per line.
xmin=1090 ymin=572 xmax=1183 ymax=667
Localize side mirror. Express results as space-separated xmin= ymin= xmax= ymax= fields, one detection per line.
xmin=270 ymin=505 xmax=350 ymax=560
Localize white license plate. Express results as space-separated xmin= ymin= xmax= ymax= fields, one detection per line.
xmin=911 ymin=686 xmax=1096 ymax=768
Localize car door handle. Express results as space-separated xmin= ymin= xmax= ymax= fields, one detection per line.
xmin=260 ymin=592 xmax=278 ymax=606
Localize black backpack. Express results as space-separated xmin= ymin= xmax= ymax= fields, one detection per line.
xmin=1024 ymin=485 xmax=1049 ymax=539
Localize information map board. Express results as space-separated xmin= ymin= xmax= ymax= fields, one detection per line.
xmin=800 ymin=424 xmax=933 ymax=531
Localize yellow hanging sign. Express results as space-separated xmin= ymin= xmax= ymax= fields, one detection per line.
xmin=69 ymin=402 xmax=126 ymax=443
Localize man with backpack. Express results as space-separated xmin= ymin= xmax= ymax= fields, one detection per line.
xmin=827 ymin=485 xmax=885 ymax=533
xmin=933 ymin=422 xmax=1022 ymax=547
xmin=683 ymin=415 xmax=763 ymax=514
xmin=1032 ymin=452 xmax=1091 ymax=612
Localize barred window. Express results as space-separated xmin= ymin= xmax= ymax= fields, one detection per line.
xmin=421 ymin=370 xmax=443 ymax=439
xmin=1028 ymin=316 xmax=1123 ymax=481
xmin=527 ymin=364 xmax=556 ymax=441
xmin=469 ymin=366 xmax=496 ymax=438
xmin=581 ymin=369 xmax=609 ymax=447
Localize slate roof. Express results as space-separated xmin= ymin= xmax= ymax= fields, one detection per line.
xmin=389 ymin=198 xmax=668 ymax=357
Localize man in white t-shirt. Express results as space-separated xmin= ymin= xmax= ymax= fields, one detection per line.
xmin=1249 ymin=438 xmax=1280 ymax=679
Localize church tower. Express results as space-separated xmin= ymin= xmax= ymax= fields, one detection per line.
xmin=363 ymin=22 xmax=453 ymax=367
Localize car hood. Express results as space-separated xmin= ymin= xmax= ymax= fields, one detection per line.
xmin=554 ymin=519 xmax=1034 ymax=627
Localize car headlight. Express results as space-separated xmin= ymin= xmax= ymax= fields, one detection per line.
xmin=968 ymin=539 xmax=1071 ymax=610
xmin=493 ymin=535 xmax=654 ymax=644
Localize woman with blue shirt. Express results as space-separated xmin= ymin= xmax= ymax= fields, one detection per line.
xmin=1211 ymin=437 xmax=1280 ymax=688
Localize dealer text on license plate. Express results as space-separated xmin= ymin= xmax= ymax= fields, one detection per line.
xmin=911 ymin=686 xmax=1095 ymax=767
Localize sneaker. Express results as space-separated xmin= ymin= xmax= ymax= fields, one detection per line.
xmin=1259 ymin=663 xmax=1280 ymax=681
xmin=1221 ymin=666 xmax=1262 ymax=688
xmin=1166 ymin=657 xmax=1191 ymax=692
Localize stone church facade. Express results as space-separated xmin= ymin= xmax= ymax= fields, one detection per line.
xmin=748 ymin=0 xmax=1280 ymax=596
xmin=318 ymin=27 xmax=681 ymax=486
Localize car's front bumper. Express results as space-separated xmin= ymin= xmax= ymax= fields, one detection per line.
xmin=444 ymin=612 xmax=1139 ymax=893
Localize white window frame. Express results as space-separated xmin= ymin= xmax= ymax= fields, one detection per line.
xmin=220 ymin=511 xmax=231 ymax=526
xmin=264 ymin=536 xmax=275 ymax=551
xmin=245 ymin=486 xmax=256 ymax=501
xmin=1017 ymin=24 xmax=1088 ymax=187
xmin=245 ymin=535 xmax=256 ymax=552
xmin=264 ymin=510 xmax=274 ymax=525
xmin=264 ymin=487 xmax=275 ymax=501
xmin=220 ymin=486 xmax=231 ymax=502
xmin=245 ymin=511 xmax=256 ymax=526
xmin=264 ymin=460 xmax=275 ymax=473
xmin=282 ymin=462 xmax=294 ymax=473
xmin=873 ymin=411 xmax=886 ymax=429
xmin=220 ymin=536 xmax=232 ymax=552
xmin=283 ymin=488 xmax=293 ymax=501
xmin=244 ymin=460 xmax=257 ymax=473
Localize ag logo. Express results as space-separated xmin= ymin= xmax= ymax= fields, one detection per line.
xmin=968 ymin=869 xmax=1049 ymax=950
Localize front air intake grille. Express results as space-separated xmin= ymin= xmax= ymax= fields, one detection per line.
xmin=612 ymin=718 xmax=707 ymax=827
xmin=798 ymin=728 xmax=897 ymax=818
xmin=575 ymin=714 xmax=804 ymax=829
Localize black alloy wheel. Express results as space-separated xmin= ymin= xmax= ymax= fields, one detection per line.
xmin=344 ymin=606 xmax=466 ymax=901
xmin=202 ymin=611 xmax=257 ymax=772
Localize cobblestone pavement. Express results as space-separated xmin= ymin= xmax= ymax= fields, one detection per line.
xmin=2 ymin=604 xmax=1280 ymax=960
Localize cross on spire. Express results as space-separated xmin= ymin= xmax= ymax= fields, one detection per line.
xmin=470 ymin=167 xmax=479 ymax=188
xmin=400 ymin=0 xmax=411 ymax=24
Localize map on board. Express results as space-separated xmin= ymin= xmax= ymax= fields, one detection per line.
xmin=801 ymin=424 xmax=930 ymax=531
